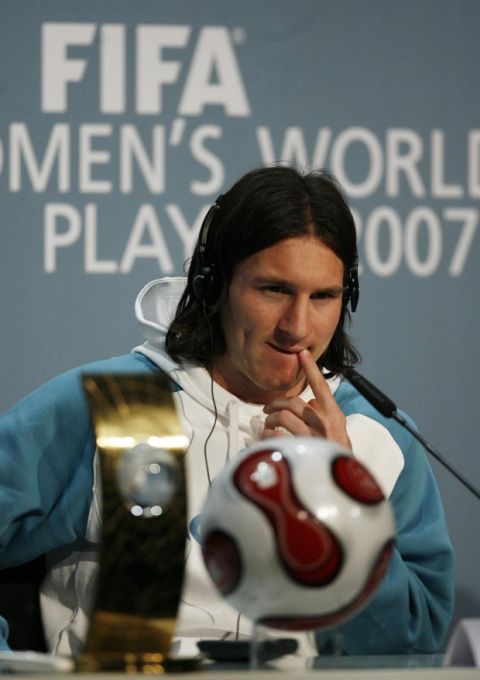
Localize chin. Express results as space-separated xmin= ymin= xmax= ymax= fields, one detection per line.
xmin=261 ymin=376 xmax=304 ymax=397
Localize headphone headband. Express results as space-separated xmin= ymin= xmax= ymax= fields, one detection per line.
xmin=197 ymin=194 xmax=223 ymax=256
xmin=192 ymin=194 xmax=360 ymax=313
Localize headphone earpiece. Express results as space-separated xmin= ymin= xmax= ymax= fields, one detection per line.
xmin=192 ymin=264 xmax=215 ymax=302
xmin=344 ymin=255 xmax=360 ymax=313
xmin=192 ymin=195 xmax=223 ymax=306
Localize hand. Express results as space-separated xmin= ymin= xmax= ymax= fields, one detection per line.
xmin=261 ymin=349 xmax=352 ymax=450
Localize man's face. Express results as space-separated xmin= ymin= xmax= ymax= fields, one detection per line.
xmin=211 ymin=235 xmax=345 ymax=404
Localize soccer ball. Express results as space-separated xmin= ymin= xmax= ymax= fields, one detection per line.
xmin=200 ymin=437 xmax=395 ymax=631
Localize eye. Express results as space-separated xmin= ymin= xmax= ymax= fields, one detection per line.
xmin=261 ymin=284 xmax=290 ymax=295
xmin=311 ymin=291 xmax=334 ymax=300
xmin=311 ymin=289 xmax=344 ymax=302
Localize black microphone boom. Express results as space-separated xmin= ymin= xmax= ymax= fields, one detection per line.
xmin=344 ymin=368 xmax=480 ymax=501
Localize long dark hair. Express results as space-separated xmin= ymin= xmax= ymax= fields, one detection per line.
xmin=166 ymin=166 xmax=360 ymax=374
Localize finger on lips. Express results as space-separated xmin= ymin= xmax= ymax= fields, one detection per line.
xmin=299 ymin=349 xmax=332 ymax=405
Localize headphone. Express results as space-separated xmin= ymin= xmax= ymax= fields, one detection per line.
xmin=192 ymin=195 xmax=223 ymax=306
xmin=192 ymin=194 xmax=360 ymax=313
xmin=345 ymin=255 xmax=360 ymax=313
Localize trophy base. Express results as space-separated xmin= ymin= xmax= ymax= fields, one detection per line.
xmin=76 ymin=652 xmax=202 ymax=674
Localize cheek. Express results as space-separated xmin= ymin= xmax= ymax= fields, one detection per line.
xmin=232 ymin=297 xmax=270 ymax=337
xmin=329 ymin=306 xmax=343 ymax=330
xmin=221 ymin=302 xmax=258 ymax=353
xmin=315 ymin=306 xmax=343 ymax=342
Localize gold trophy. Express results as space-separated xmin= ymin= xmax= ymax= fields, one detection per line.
xmin=78 ymin=372 xmax=191 ymax=673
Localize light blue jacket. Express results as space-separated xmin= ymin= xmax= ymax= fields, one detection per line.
xmin=0 ymin=351 xmax=454 ymax=654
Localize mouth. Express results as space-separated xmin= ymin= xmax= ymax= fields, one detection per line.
xmin=266 ymin=343 xmax=304 ymax=356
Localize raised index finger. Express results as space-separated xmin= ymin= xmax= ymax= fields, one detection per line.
xmin=299 ymin=349 xmax=335 ymax=407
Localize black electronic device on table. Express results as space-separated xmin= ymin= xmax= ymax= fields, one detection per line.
xmin=198 ymin=637 xmax=298 ymax=663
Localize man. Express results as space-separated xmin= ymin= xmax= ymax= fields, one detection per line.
xmin=0 ymin=166 xmax=453 ymax=657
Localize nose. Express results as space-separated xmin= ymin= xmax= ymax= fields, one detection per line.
xmin=276 ymin=295 xmax=310 ymax=344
